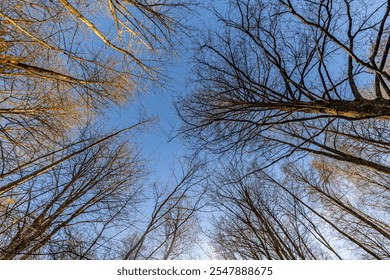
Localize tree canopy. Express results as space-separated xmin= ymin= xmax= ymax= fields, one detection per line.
xmin=179 ymin=0 xmax=390 ymax=259
xmin=1 ymin=0 xmax=389 ymax=260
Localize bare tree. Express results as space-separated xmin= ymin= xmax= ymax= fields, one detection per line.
xmin=0 ymin=127 xmax=144 ymax=259
xmin=1 ymin=0 xmax=190 ymax=177
xmin=176 ymin=0 xmax=390 ymax=259
xmin=0 ymin=1 xmax=197 ymax=259
xmin=210 ymin=164 xmax=335 ymax=260
xmin=178 ymin=0 xmax=390 ymax=172
xmin=122 ymin=159 xmax=206 ymax=260
xmin=210 ymin=161 xmax=390 ymax=260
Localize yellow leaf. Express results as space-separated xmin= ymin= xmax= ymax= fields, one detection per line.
xmin=8 ymin=197 xmax=14 ymax=204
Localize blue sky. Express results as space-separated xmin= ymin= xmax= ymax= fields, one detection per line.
xmin=99 ymin=4 xmax=223 ymax=258
xmin=103 ymin=1 xmax=223 ymax=183
xmin=105 ymin=53 xmax=188 ymax=184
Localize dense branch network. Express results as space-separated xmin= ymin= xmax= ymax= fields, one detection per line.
xmin=178 ymin=0 xmax=390 ymax=259
xmin=0 ymin=1 xmax=202 ymax=260
xmin=179 ymin=0 xmax=390 ymax=171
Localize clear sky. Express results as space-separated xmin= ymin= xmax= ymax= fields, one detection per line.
xmin=100 ymin=4 xmax=223 ymax=258
xmin=104 ymin=1 xmax=223 ymax=183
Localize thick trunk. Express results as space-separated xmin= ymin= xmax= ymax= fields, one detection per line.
xmin=229 ymin=99 xmax=390 ymax=120
xmin=297 ymin=99 xmax=390 ymax=119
